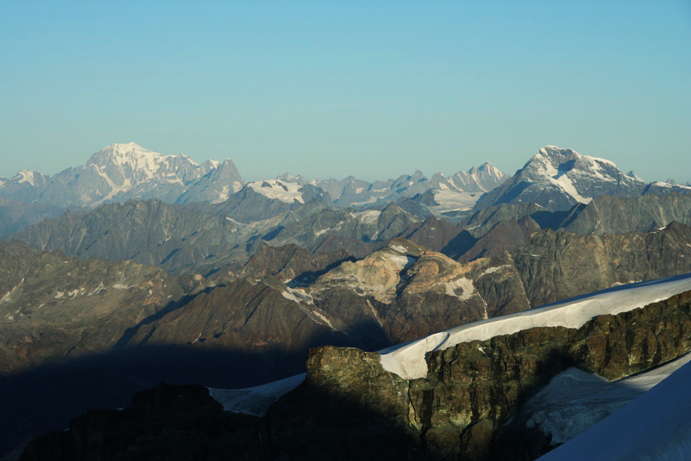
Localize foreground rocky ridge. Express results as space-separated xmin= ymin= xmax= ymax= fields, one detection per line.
xmin=21 ymin=289 xmax=691 ymax=460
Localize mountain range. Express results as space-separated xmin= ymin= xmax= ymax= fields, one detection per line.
xmin=2 ymin=143 xmax=688 ymax=218
xmin=2 ymin=142 xmax=691 ymax=460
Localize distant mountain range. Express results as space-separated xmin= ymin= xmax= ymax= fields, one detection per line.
xmin=0 ymin=142 xmax=506 ymax=213
xmin=4 ymin=143 xmax=686 ymax=216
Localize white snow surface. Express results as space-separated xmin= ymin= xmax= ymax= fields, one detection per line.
xmin=379 ymin=273 xmax=691 ymax=380
xmin=208 ymin=374 xmax=306 ymax=416
xmin=246 ymin=179 xmax=305 ymax=203
xmin=526 ymin=353 xmax=691 ymax=446
xmin=537 ymin=355 xmax=691 ymax=461
xmin=352 ymin=209 xmax=381 ymax=224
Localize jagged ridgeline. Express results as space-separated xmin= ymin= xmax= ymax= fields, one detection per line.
xmin=1 ymin=143 xmax=691 ymax=460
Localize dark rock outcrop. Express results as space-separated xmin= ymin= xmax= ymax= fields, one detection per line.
xmin=20 ymin=384 xmax=266 ymax=461
xmin=22 ymin=290 xmax=691 ymax=461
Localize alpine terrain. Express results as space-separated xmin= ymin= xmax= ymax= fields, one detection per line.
xmin=0 ymin=142 xmax=689 ymax=460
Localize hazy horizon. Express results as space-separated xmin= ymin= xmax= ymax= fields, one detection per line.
xmin=1 ymin=1 xmax=689 ymax=183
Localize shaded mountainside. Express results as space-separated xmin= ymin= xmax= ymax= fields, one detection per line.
xmin=238 ymin=243 xmax=355 ymax=284
xmin=0 ymin=240 xmax=202 ymax=373
xmin=561 ymin=193 xmax=691 ymax=235
xmin=12 ymin=199 xmax=247 ymax=274
xmin=3 ymin=219 xmax=691 ymax=459
xmin=4 ymin=210 xmax=691 ymax=458
xmin=20 ymin=288 xmax=691 ymax=461
xmin=0 ymin=199 xmax=66 ymax=238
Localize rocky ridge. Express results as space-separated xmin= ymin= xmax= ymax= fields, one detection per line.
xmin=19 ymin=285 xmax=691 ymax=460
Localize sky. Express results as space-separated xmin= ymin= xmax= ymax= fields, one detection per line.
xmin=1 ymin=1 xmax=689 ymax=183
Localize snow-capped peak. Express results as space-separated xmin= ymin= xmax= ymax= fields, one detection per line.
xmin=87 ymin=142 xmax=198 ymax=170
xmin=513 ymin=146 xmax=635 ymax=205
xmin=533 ymin=145 xmax=617 ymax=169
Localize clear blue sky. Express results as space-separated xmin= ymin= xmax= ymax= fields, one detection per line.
xmin=1 ymin=1 xmax=689 ymax=182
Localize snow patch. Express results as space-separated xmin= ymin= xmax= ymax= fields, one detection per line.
xmin=247 ymin=179 xmax=305 ymax=203
xmin=209 ymin=373 xmax=306 ymax=417
xmin=481 ymin=265 xmax=511 ymax=276
xmin=1 ymin=278 xmax=24 ymax=303
xmin=281 ymin=286 xmax=314 ymax=305
xmin=528 ymin=354 xmax=691 ymax=447
xmin=388 ymin=244 xmax=409 ymax=254
xmin=445 ymin=277 xmax=475 ymax=300
xmin=313 ymin=226 xmax=333 ymax=237
xmin=352 ymin=209 xmax=381 ymax=224
xmin=431 ymin=189 xmax=479 ymax=212
xmin=537 ymin=354 xmax=691 ymax=461
xmin=215 ymin=185 xmax=231 ymax=203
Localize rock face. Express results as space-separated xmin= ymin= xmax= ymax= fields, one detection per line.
xmin=511 ymin=222 xmax=691 ymax=307
xmin=21 ymin=290 xmax=691 ymax=461
xmin=412 ymin=290 xmax=691 ymax=460
xmin=561 ymin=193 xmax=691 ymax=235
xmin=238 ymin=242 xmax=354 ymax=284
xmin=458 ymin=216 xmax=540 ymax=263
